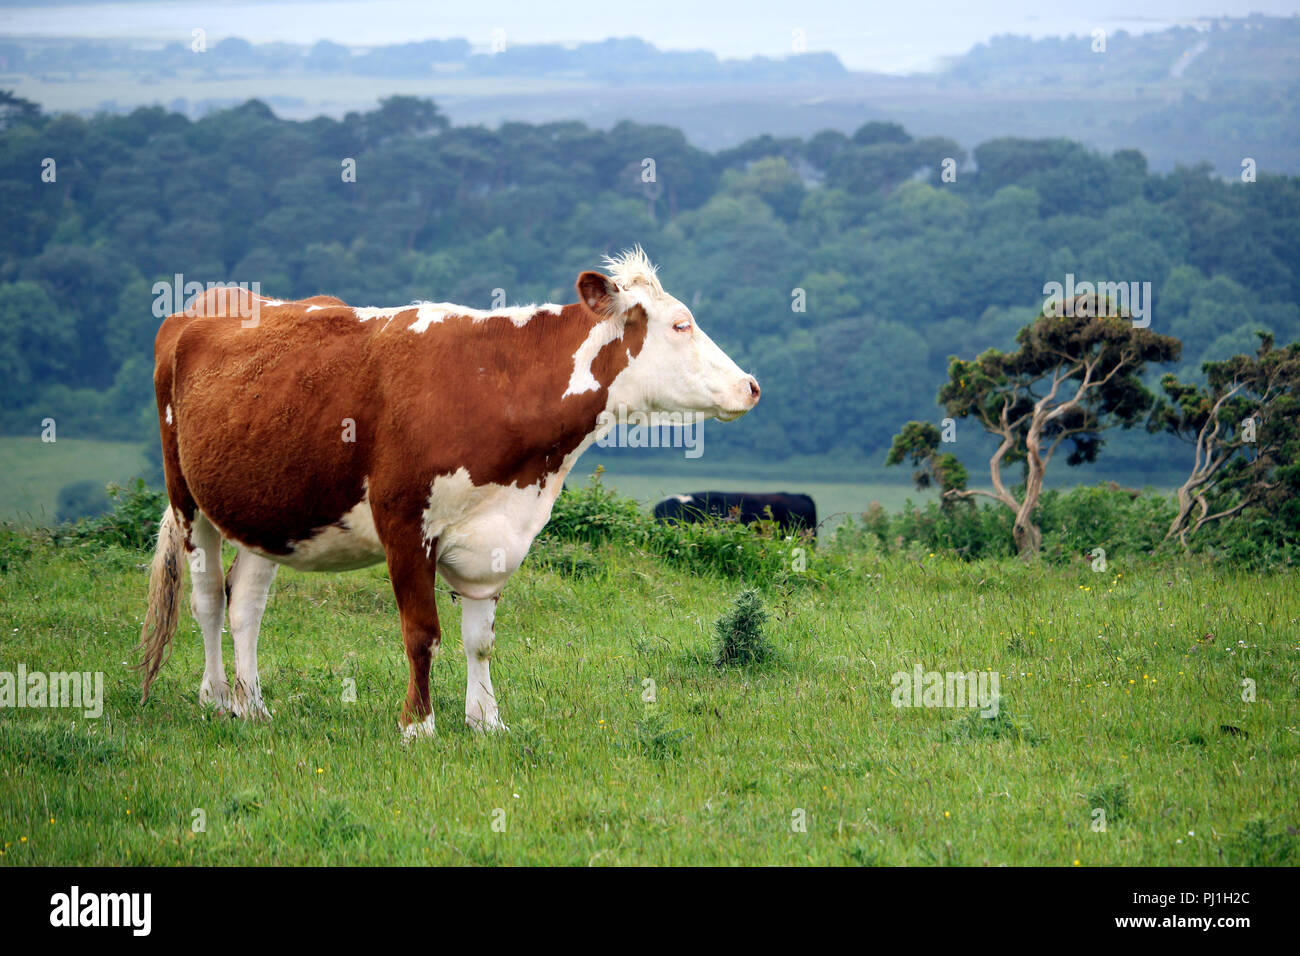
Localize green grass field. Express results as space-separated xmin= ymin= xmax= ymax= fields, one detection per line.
xmin=0 ymin=435 xmax=1168 ymax=535
xmin=0 ymin=435 xmax=928 ymax=529
xmin=0 ymin=437 xmax=148 ymax=524
xmin=588 ymin=466 xmax=935 ymax=527
xmin=1 ymin=530 xmax=1295 ymax=866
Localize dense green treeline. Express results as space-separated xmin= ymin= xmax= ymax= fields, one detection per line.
xmin=1 ymin=92 xmax=1298 ymax=473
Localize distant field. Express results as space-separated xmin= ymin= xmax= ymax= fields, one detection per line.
xmin=0 ymin=436 xmax=1172 ymax=534
xmin=0 ymin=437 xmax=148 ymax=525
xmin=5 ymin=70 xmax=597 ymax=121
xmin=586 ymin=466 xmax=933 ymax=530
xmin=0 ymin=435 xmax=928 ymax=529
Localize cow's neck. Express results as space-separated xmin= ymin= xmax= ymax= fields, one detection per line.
xmin=466 ymin=302 xmax=647 ymax=492
xmin=555 ymin=305 xmax=646 ymax=484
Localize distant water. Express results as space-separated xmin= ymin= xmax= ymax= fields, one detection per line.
xmin=0 ymin=0 xmax=1281 ymax=74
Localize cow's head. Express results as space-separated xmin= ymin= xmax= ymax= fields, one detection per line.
xmin=577 ymin=247 xmax=760 ymax=422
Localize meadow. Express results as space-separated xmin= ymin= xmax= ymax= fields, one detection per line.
xmin=585 ymin=466 xmax=935 ymax=528
xmin=0 ymin=435 xmax=939 ymax=530
xmin=1 ymin=522 xmax=1295 ymax=866
xmin=0 ymin=438 xmax=148 ymax=524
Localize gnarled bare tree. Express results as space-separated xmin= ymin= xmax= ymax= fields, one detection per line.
xmin=1149 ymin=333 xmax=1300 ymax=544
xmin=891 ymin=294 xmax=1180 ymax=556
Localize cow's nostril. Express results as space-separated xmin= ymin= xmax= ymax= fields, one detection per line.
xmin=748 ymin=378 xmax=761 ymax=401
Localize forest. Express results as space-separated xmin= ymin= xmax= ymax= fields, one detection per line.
xmin=1 ymin=90 xmax=1298 ymax=482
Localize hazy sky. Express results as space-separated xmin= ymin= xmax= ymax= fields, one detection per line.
xmin=2 ymin=0 xmax=1298 ymax=72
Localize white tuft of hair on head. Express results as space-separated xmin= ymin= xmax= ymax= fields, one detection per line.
xmin=600 ymin=245 xmax=666 ymax=318
xmin=602 ymin=245 xmax=663 ymax=295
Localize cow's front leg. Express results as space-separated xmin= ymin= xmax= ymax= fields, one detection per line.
xmin=383 ymin=538 xmax=442 ymax=738
xmin=462 ymin=596 xmax=507 ymax=732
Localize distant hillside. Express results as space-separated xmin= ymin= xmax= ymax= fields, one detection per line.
xmin=949 ymin=15 xmax=1299 ymax=89
xmin=0 ymin=16 xmax=1296 ymax=174
xmin=0 ymin=34 xmax=849 ymax=85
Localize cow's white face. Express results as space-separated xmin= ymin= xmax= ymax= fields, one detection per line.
xmin=577 ymin=258 xmax=760 ymax=423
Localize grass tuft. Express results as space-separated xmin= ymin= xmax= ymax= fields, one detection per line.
xmin=1223 ymin=817 xmax=1294 ymax=866
xmin=633 ymin=710 xmax=688 ymax=761
xmin=940 ymin=707 xmax=1040 ymax=744
xmin=1086 ymin=781 xmax=1130 ymax=823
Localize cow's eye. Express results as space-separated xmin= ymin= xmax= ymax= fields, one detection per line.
xmin=673 ymin=321 xmax=692 ymax=333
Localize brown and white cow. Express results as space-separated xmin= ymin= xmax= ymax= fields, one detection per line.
xmin=136 ymin=248 xmax=760 ymax=735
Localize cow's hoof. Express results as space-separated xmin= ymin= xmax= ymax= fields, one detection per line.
xmin=199 ymin=678 xmax=232 ymax=713
xmin=401 ymin=713 xmax=437 ymax=739
xmin=466 ymin=712 xmax=509 ymax=734
xmin=231 ymin=696 xmax=272 ymax=721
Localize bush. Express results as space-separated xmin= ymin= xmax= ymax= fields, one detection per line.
xmin=828 ymin=484 xmax=1191 ymax=565
xmin=712 ymin=588 xmax=772 ymax=666
xmin=540 ymin=468 xmax=646 ymax=547
xmin=0 ymin=524 xmax=38 ymax=573
xmin=1190 ymin=505 xmax=1300 ymax=569
xmin=644 ymin=515 xmax=814 ymax=584
xmin=1037 ymin=486 xmax=1175 ymax=562
xmin=60 ymin=478 xmax=166 ymax=551
xmin=543 ymin=471 xmax=822 ymax=586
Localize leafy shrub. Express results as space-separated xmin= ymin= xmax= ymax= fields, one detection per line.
xmin=0 ymin=524 xmax=38 ymax=573
xmin=1037 ymin=486 xmax=1175 ymax=562
xmin=541 ymin=469 xmax=645 ymax=546
xmin=827 ymin=482 xmax=1296 ymax=568
xmin=645 ymin=515 xmax=814 ymax=584
xmin=831 ymin=484 xmax=1189 ymax=564
xmin=60 ymin=478 xmax=166 ymax=551
xmin=876 ymin=497 xmax=1016 ymax=559
xmin=712 ymin=588 xmax=772 ymax=666
xmin=543 ymin=472 xmax=821 ymax=586
xmin=1190 ymin=506 xmax=1300 ymax=569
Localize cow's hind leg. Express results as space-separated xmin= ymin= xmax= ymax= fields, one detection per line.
xmin=462 ymin=597 xmax=507 ymax=732
xmin=226 ymin=549 xmax=278 ymax=720
xmin=189 ymin=513 xmax=231 ymax=711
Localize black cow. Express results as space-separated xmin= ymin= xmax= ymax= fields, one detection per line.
xmin=653 ymin=491 xmax=817 ymax=535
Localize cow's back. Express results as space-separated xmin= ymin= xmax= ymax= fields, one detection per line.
xmin=156 ymin=295 xmax=375 ymax=555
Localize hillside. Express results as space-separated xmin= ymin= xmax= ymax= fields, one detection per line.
xmin=1 ymin=16 xmax=1297 ymax=173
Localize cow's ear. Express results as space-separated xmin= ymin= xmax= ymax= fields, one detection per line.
xmin=576 ymin=271 xmax=616 ymax=316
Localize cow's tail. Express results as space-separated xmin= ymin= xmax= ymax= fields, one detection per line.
xmin=136 ymin=506 xmax=184 ymax=703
